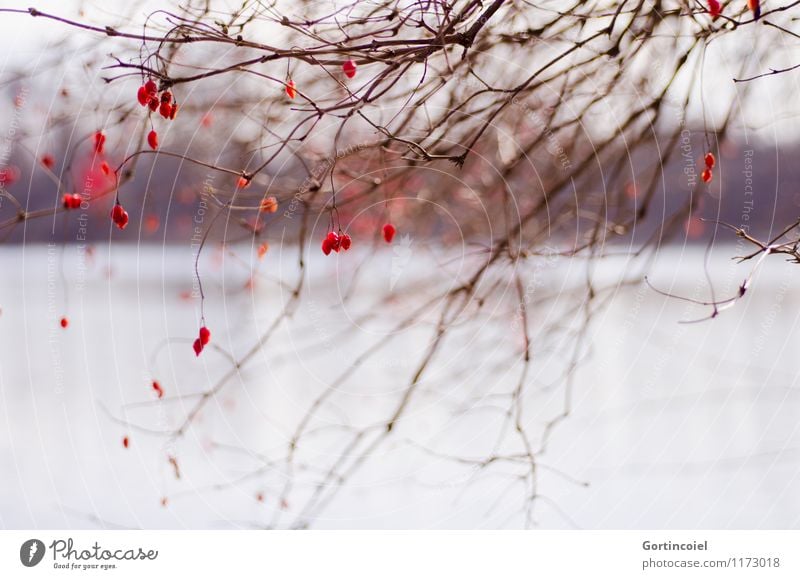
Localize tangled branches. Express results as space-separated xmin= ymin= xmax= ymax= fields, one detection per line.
xmin=1 ymin=0 xmax=799 ymax=527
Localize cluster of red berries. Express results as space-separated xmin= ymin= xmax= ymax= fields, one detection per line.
xmin=137 ymin=80 xmax=178 ymax=119
xmin=321 ymin=231 xmax=352 ymax=255
xmin=193 ymin=326 xmax=211 ymax=357
xmin=137 ymin=80 xmax=178 ymax=151
xmin=701 ymin=152 xmax=715 ymax=184
xmin=62 ymin=193 xmax=82 ymax=210
xmin=111 ymin=202 xmax=129 ymax=230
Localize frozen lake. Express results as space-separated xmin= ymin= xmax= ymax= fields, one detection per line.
xmin=1 ymin=243 xmax=799 ymax=529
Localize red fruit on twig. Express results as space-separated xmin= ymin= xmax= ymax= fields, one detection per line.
xmin=41 ymin=154 xmax=55 ymax=169
xmin=159 ymin=101 xmax=172 ymax=119
xmin=122 ymin=436 xmax=129 ymax=449
xmin=382 ymin=223 xmax=396 ymax=243
xmin=152 ymin=380 xmax=164 ymax=399
xmin=340 ymin=233 xmax=352 ymax=250
xmin=285 ymin=79 xmax=297 ymax=99
xmin=147 ymin=130 xmax=159 ymax=150
xmin=144 ymin=79 xmax=158 ymax=95
xmin=342 ymin=59 xmax=357 ymax=78
xmin=137 ymin=85 xmax=149 ymax=106
xmin=321 ymin=238 xmax=332 ymax=255
xmin=748 ymin=0 xmax=761 ymax=20
xmin=707 ymin=0 xmax=721 ymax=18
xmin=101 ymin=161 xmax=111 ymax=176
xmin=237 ymin=176 xmax=250 ymax=189
xmin=701 ymin=168 xmax=713 ymax=183
xmin=326 ymin=231 xmax=341 ymax=253
xmin=148 ymin=97 xmax=159 ymax=112
xmin=259 ymin=196 xmax=278 ymax=213
xmin=111 ymin=203 xmax=129 ymax=230
xmin=704 ymin=152 xmax=716 ymax=168
xmin=0 ymin=166 xmax=20 ymax=185
xmin=93 ymin=131 xmax=106 ymax=154
xmin=193 ymin=338 xmax=203 ymax=356
xmin=62 ymin=193 xmax=82 ymax=210
xmin=199 ymin=326 xmax=211 ymax=346
xmin=60 ymin=317 xmax=69 ymax=328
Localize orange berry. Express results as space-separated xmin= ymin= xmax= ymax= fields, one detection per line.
xmin=259 ymin=196 xmax=278 ymax=213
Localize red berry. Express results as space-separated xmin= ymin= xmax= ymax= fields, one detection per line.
xmin=0 ymin=166 xmax=20 ymax=185
xmin=60 ymin=317 xmax=69 ymax=328
xmin=62 ymin=193 xmax=82 ymax=210
xmin=707 ymin=0 xmax=721 ymax=18
xmin=701 ymin=168 xmax=713 ymax=183
xmin=199 ymin=326 xmax=211 ymax=346
xmin=111 ymin=203 xmax=129 ymax=230
xmin=340 ymin=233 xmax=352 ymax=250
xmin=101 ymin=161 xmax=111 ymax=176
xmin=193 ymin=338 xmax=203 ymax=356
xmin=160 ymin=91 xmax=172 ymax=103
xmin=122 ymin=436 xmax=129 ymax=449
xmin=144 ymin=79 xmax=158 ymax=95
xmin=145 ymin=214 xmax=159 ymax=233
xmin=93 ymin=131 xmax=106 ymax=154
xmin=169 ymin=103 xmax=178 ymax=120
xmin=41 ymin=154 xmax=55 ymax=169
xmin=326 ymin=231 xmax=341 ymax=252
xmin=748 ymin=0 xmax=761 ymax=20
xmin=382 ymin=223 xmax=396 ymax=243
xmin=159 ymin=101 xmax=172 ymax=119
xmin=259 ymin=196 xmax=278 ymax=213
xmin=285 ymin=79 xmax=296 ymax=99
xmin=237 ymin=176 xmax=250 ymax=189
xmin=704 ymin=152 xmax=716 ymax=168
xmin=321 ymin=238 xmax=332 ymax=255
xmin=147 ymin=130 xmax=159 ymax=150
xmin=137 ymin=85 xmax=149 ymax=106
xmin=152 ymin=380 xmax=164 ymax=399
xmin=148 ymin=96 xmax=159 ymax=112
xmin=342 ymin=59 xmax=357 ymax=78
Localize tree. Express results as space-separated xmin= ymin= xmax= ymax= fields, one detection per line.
xmin=0 ymin=0 xmax=795 ymax=527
